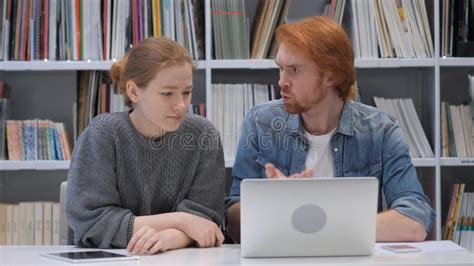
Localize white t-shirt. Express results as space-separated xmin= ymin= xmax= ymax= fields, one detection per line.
xmin=304 ymin=127 xmax=337 ymax=178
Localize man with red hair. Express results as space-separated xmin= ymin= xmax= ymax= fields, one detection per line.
xmin=226 ymin=16 xmax=435 ymax=243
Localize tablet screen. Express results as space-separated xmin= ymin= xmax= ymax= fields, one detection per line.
xmin=53 ymin=251 xmax=128 ymax=260
xmin=41 ymin=251 xmax=139 ymax=263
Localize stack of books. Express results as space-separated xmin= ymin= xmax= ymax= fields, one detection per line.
xmin=0 ymin=0 xmax=204 ymax=61
xmin=5 ymin=119 xmax=71 ymax=161
xmin=441 ymin=102 xmax=474 ymax=158
xmin=444 ymin=183 xmax=473 ymax=252
xmin=0 ymin=202 xmax=61 ymax=245
xmin=211 ymin=83 xmax=277 ymax=161
xmin=351 ymin=0 xmax=433 ymax=59
xmin=373 ymin=97 xmax=434 ymax=158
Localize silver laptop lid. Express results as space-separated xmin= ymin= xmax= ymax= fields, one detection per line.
xmin=241 ymin=177 xmax=378 ymax=257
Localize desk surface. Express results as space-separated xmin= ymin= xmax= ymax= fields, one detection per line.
xmin=0 ymin=242 xmax=472 ymax=265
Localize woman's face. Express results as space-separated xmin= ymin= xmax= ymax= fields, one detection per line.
xmin=132 ymin=63 xmax=193 ymax=136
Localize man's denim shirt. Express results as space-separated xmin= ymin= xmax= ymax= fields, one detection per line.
xmin=227 ymin=99 xmax=436 ymax=233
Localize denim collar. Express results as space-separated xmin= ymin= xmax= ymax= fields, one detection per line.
xmin=285 ymin=101 xmax=355 ymax=136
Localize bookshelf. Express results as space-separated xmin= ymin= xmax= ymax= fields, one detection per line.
xmin=0 ymin=161 xmax=70 ymax=170
xmin=440 ymin=158 xmax=474 ymax=167
xmin=210 ymin=58 xmax=437 ymax=69
xmin=0 ymin=0 xmax=473 ymax=244
xmin=204 ymin=0 xmax=468 ymax=243
xmin=210 ymin=59 xmax=278 ymax=69
xmin=412 ymin=158 xmax=437 ymax=167
xmin=439 ymin=58 xmax=474 ymax=67
xmin=355 ymin=58 xmax=435 ymax=68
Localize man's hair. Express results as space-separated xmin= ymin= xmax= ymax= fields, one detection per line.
xmin=276 ymin=16 xmax=356 ymax=100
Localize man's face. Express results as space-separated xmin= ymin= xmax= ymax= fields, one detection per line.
xmin=275 ymin=43 xmax=330 ymax=114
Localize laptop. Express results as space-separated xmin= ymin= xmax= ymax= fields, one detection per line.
xmin=240 ymin=177 xmax=378 ymax=257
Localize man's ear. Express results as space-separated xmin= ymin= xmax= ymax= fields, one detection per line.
xmin=323 ymin=72 xmax=336 ymax=89
xmin=126 ymin=80 xmax=140 ymax=104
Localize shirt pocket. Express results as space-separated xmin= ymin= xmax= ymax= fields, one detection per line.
xmin=256 ymin=153 xmax=290 ymax=177
xmin=344 ymin=160 xmax=382 ymax=178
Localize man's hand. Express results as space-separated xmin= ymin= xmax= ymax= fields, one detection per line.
xmin=178 ymin=213 xmax=225 ymax=248
xmin=265 ymin=163 xmax=313 ymax=178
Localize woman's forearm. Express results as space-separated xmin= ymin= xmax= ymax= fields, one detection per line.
xmin=133 ymin=212 xmax=187 ymax=233
xmin=161 ymin=228 xmax=194 ymax=250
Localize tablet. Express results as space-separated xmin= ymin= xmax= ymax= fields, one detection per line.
xmin=40 ymin=251 xmax=139 ymax=263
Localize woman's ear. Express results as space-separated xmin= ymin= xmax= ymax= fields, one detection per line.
xmin=126 ymin=80 xmax=140 ymax=104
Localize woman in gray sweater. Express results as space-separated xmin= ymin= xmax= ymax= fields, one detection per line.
xmin=66 ymin=37 xmax=225 ymax=255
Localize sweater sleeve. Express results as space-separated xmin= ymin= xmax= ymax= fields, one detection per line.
xmin=176 ymin=122 xmax=225 ymax=226
xmin=66 ymin=122 xmax=135 ymax=248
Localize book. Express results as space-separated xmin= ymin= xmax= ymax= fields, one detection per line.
xmin=52 ymin=202 xmax=59 ymax=245
xmin=43 ymin=202 xmax=52 ymax=245
xmin=6 ymin=120 xmax=23 ymax=160
xmin=12 ymin=204 xmax=19 ymax=245
xmin=18 ymin=202 xmax=34 ymax=245
xmin=446 ymin=184 xmax=465 ymax=241
xmin=441 ymin=102 xmax=474 ymax=158
xmin=0 ymin=0 xmax=203 ymax=61
xmin=352 ymin=0 xmax=433 ymax=58
xmin=0 ymin=203 xmax=6 ymax=245
xmin=0 ymin=202 xmax=59 ymax=245
xmin=6 ymin=204 xmax=13 ymax=245
xmin=34 ymin=202 xmax=43 ymax=245
xmin=0 ymin=98 xmax=9 ymax=160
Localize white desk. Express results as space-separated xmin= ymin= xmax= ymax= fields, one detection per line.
xmin=0 ymin=242 xmax=472 ymax=265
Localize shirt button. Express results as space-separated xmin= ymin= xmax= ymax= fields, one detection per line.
xmin=334 ymin=148 xmax=338 ymax=152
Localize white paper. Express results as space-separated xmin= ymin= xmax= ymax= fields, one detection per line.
xmin=376 ymin=240 xmax=466 ymax=254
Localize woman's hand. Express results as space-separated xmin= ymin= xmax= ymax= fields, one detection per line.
xmin=178 ymin=213 xmax=225 ymax=248
xmin=127 ymin=226 xmax=191 ymax=255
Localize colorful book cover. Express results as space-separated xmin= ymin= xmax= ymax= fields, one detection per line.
xmin=52 ymin=122 xmax=62 ymax=160
xmin=22 ymin=120 xmax=37 ymax=160
xmin=46 ymin=120 xmax=55 ymax=160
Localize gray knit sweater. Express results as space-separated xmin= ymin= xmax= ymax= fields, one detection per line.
xmin=66 ymin=111 xmax=225 ymax=248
